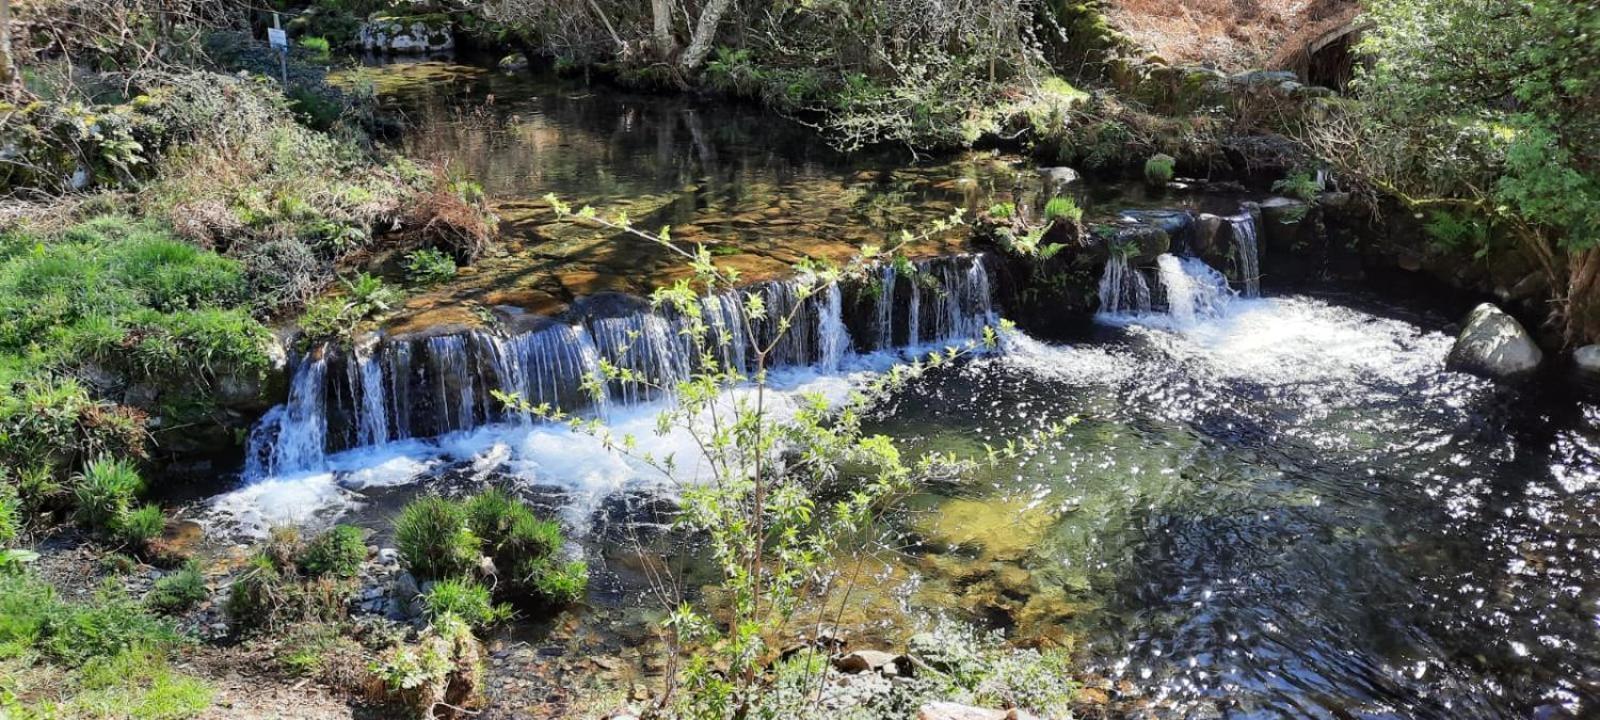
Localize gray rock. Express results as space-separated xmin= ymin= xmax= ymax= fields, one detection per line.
xmin=1446 ymin=303 xmax=1544 ymax=382
xmin=357 ymin=17 xmax=454 ymax=53
xmin=1573 ymin=345 xmax=1600 ymax=384
xmin=1038 ymin=166 xmax=1081 ymax=188
xmin=394 ymin=571 xmax=420 ymax=602
xmin=1193 ymin=213 xmax=1223 ymax=254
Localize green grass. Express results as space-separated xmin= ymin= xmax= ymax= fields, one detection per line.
xmin=422 ymin=578 xmax=511 ymax=630
xmin=298 ymin=525 xmax=367 ymax=578
xmin=146 ymin=562 xmax=208 ymax=615
xmin=395 ymin=496 xmax=481 ymax=581
xmin=1043 ymin=196 xmax=1082 ymax=224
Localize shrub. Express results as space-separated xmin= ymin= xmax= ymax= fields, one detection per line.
xmin=403 ymin=247 xmax=457 ymax=286
xmin=462 ymin=489 xmax=585 ymax=605
xmin=113 ymin=503 xmax=166 ymax=547
xmin=1144 ymin=153 xmax=1176 ymax=186
xmin=1042 ymin=196 xmax=1082 ymax=224
xmin=394 ymin=496 xmax=480 ymax=581
xmin=146 ymin=561 xmax=208 ymax=614
xmin=986 ymin=202 xmax=1015 ymax=220
xmin=299 ymin=525 xmax=367 ymax=578
xmin=298 ymin=36 xmax=332 ymax=62
xmin=422 ymin=579 xmax=511 ymax=630
xmin=1271 ymin=171 xmax=1322 ymax=201
xmin=73 ymin=458 xmax=145 ymax=532
xmin=367 ymin=615 xmax=483 ymax=719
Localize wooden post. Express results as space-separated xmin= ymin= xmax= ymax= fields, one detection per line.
xmin=273 ymin=11 xmax=288 ymax=88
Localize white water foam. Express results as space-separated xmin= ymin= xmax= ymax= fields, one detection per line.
xmin=206 ymin=345 xmax=973 ymax=538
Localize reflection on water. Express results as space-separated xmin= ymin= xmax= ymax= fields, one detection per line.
xmin=875 ymin=294 xmax=1600 ymax=718
xmin=332 ymin=58 xmax=1220 ymax=327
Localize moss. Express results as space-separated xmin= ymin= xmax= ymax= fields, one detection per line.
xmin=1144 ymin=153 xmax=1176 ymax=185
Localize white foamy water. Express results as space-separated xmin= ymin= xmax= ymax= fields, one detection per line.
xmin=1121 ymin=295 xmax=1454 ymax=388
xmin=205 ymin=347 xmax=960 ymax=538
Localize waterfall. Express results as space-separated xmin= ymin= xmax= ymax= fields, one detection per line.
xmin=1156 ymin=254 xmax=1235 ymax=325
xmin=1098 ymin=254 xmax=1152 ymax=315
xmin=355 ymin=351 xmax=390 ymax=446
xmin=875 ymin=265 xmax=896 ymax=351
xmin=817 ymin=283 xmax=850 ymax=370
xmin=428 ymin=335 xmax=477 ymax=433
xmin=1229 ymin=213 xmax=1261 ymax=298
xmin=241 ymin=254 xmax=997 ymax=480
xmin=251 ymin=354 xmax=328 ymax=476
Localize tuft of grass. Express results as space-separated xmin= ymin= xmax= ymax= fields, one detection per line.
xmin=146 ymin=561 xmax=207 ymax=614
xmin=73 ymin=458 xmax=145 ymax=534
xmin=298 ymin=525 xmax=367 ymax=578
xmin=1144 ymin=153 xmax=1176 ymax=186
xmin=422 ymin=578 xmax=512 ymax=630
xmin=114 ymin=504 xmax=166 ymax=547
xmin=70 ymin=644 xmax=214 ymax=719
xmin=1043 ymin=196 xmax=1083 ymax=224
xmin=394 ymin=496 xmax=481 ymax=581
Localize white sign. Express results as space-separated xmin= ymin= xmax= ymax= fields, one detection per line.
xmin=268 ymin=28 xmax=288 ymax=50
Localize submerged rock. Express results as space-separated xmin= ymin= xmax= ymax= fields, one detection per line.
xmin=1446 ymin=303 xmax=1543 ymax=382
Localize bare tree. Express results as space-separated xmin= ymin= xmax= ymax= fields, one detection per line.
xmin=0 ymin=0 xmax=15 ymax=92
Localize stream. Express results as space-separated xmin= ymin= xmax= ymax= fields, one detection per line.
xmin=202 ymin=58 xmax=1600 ymax=718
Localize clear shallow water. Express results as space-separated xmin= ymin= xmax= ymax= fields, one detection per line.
xmin=873 ymin=295 xmax=1600 ymax=718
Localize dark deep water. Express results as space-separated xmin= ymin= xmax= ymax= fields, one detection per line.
xmin=200 ymin=58 xmax=1600 ymax=718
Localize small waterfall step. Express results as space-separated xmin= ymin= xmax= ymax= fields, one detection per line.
xmin=245 ymin=254 xmax=999 ymax=479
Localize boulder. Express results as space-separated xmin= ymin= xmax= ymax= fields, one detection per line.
xmin=1446 ymin=303 xmax=1544 ymax=382
xmin=1193 ymin=213 xmax=1223 ymax=254
xmin=499 ymin=53 xmax=530 ymax=73
xmin=1258 ymin=196 xmax=1309 ymax=250
xmin=916 ymin=703 xmax=1038 ymax=720
xmin=1573 ymin=345 xmax=1600 ymax=385
xmin=1038 ymin=166 xmax=1081 ymax=189
xmin=357 ymin=15 xmax=454 ymax=53
xmin=834 ymin=650 xmax=912 ymax=677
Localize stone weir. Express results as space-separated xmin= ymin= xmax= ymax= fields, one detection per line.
xmin=243 ymin=254 xmax=998 ymax=479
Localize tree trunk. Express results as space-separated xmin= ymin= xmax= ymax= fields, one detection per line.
xmin=651 ymin=0 xmax=674 ymax=58
xmin=0 ymin=0 xmax=16 ymax=93
xmin=1566 ymin=248 xmax=1600 ymax=348
xmin=679 ymin=0 xmax=735 ymax=71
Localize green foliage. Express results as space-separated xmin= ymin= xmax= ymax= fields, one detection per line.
xmin=298 ymin=525 xmax=367 ymax=578
xmin=403 ymin=247 xmax=457 ymax=286
xmin=1424 ymin=210 xmax=1491 ymax=255
xmin=1144 ymin=153 xmax=1176 ymax=186
xmin=113 ymin=504 xmax=166 ymax=547
xmin=146 ymin=562 xmax=208 ymax=614
xmin=421 ymin=579 xmax=511 ymax=630
xmin=1043 ymin=196 xmax=1082 ymax=224
xmin=1272 ymin=172 xmax=1322 ymax=202
xmin=298 ymin=273 xmax=401 ymax=345
xmin=70 ymin=644 xmax=214 ymax=719
xmin=298 ymin=36 xmax=332 ymax=63
xmin=525 ymin=559 xmax=588 ymax=605
xmin=226 ymin=533 xmax=353 ymax=633
xmin=986 ymin=203 xmax=1015 ymax=220
xmin=394 ymin=496 xmax=480 ymax=581
xmin=0 ymin=575 xmax=182 ymax=667
xmin=72 ymin=458 xmax=145 ymax=534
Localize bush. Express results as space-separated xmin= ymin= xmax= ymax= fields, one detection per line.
xmin=299 ymin=525 xmax=367 ymax=578
xmin=73 ymin=458 xmax=145 ymax=533
xmin=422 ymin=579 xmax=511 ymax=630
xmin=394 ymin=496 xmax=481 ymax=581
xmin=1144 ymin=153 xmax=1176 ymax=186
xmin=403 ymin=247 xmax=457 ymax=286
xmin=226 ymin=538 xmax=352 ymax=634
xmin=461 ymin=489 xmax=586 ymax=605
xmin=146 ymin=562 xmax=208 ymax=614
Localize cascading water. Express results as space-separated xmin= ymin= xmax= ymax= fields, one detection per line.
xmin=1098 ymin=254 xmax=1153 ymax=315
xmin=355 ymin=351 xmax=390 ymax=446
xmin=817 ymin=283 xmax=850 ymax=371
xmin=875 ymin=265 xmax=896 ymax=351
xmin=428 ymin=335 xmax=478 ymax=434
xmin=244 ymin=354 xmax=328 ymax=476
xmin=239 ymin=255 xmax=996 ymax=481
xmin=1229 ymin=213 xmax=1261 ymax=298
xmin=1156 ymin=254 xmax=1235 ymax=325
